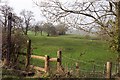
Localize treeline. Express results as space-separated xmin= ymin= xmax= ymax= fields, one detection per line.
xmin=32 ymin=22 xmax=68 ymax=36
xmin=0 ymin=4 xmax=68 ymax=37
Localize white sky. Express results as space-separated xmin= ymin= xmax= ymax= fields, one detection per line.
xmin=3 ymin=0 xmax=119 ymax=23
xmin=6 ymin=0 xmax=79 ymax=23
xmin=7 ymin=0 xmax=46 ymax=22
xmin=5 ymin=0 xmax=96 ymax=22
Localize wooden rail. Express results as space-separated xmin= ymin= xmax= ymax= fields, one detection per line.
xmin=31 ymin=55 xmax=58 ymax=62
xmin=29 ymin=65 xmax=45 ymax=72
xmin=31 ymin=55 xmax=45 ymax=60
xmin=28 ymin=50 xmax=62 ymax=72
xmin=49 ymin=58 xmax=58 ymax=62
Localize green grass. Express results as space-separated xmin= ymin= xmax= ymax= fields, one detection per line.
xmin=28 ymin=31 xmax=117 ymax=71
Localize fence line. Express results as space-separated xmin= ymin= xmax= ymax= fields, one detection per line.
xmin=24 ymin=41 xmax=118 ymax=78
xmin=62 ymin=54 xmax=118 ymax=78
xmin=62 ymin=54 xmax=103 ymax=68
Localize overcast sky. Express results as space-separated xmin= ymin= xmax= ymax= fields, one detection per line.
xmin=6 ymin=0 xmax=78 ymax=23
xmin=7 ymin=0 xmax=46 ymax=22
xmin=6 ymin=0 xmax=92 ymax=23
xmin=3 ymin=0 xmax=119 ymax=23
xmin=6 ymin=0 xmax=77 ymax=23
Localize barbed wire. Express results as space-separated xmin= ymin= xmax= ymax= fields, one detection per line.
xmin=62 ymin=54 xmax=104 ymax=68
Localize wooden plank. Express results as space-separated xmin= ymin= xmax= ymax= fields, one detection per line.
xmin=49 ymin=58 xmax=58 ymax=62
xmin=31 ymin=55 xmax=45 ymax=60
xmin=29 ymin=65 xmax=45 ymax=72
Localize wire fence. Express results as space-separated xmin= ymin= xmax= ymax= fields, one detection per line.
xmin=29 ymin=50 xmax=119 ymax=78
xmin=61 ymin=54 xmax=119 ymax=78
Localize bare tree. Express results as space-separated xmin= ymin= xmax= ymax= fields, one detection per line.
xmin=20 ymin=9 xmax=34 ymax=35
xmin=34 ymin=0 xmax=120 ymax=74
xmin=39 ymin=22 xmax=44 ymax=36
xmin=33 ymin=21 xmax=44 ymax=36
xmin=55 ymin=22 xmax=68 ymax=35
xmin=34 ymin=0 xmax=118 ymax=36
xmin=0 ymin=4 xmax=13 ymax=31
xmin=34 ymin=23 xmax=39 ymax=36
xmin=43 ymin=22 xmax=56 ymax=36
xmin=34 ymin=0 xmax=120 ymax=48
xmin=12 ymin=14 xmax=23 ymax=28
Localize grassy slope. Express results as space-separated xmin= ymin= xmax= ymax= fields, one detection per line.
xmin=28 ymin=31 xmax=117 ymax=71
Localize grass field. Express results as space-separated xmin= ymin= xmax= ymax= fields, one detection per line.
xmin=28 ymin=31 xmax=117 ymax=71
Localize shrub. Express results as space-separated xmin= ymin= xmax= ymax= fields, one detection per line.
xmin=2 ymin=29 xmax=28 ymax=67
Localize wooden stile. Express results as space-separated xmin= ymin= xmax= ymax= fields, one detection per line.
xmin=30 ymin=50 xmax=62 ymax=73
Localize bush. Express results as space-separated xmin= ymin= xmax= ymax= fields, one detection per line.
xmin=84 ymin=35 xmax=91 ymax=39
xmin=2 ymin=29 xmax=28 ymax=67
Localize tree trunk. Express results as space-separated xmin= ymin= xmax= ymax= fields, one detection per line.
xmin=40 ymin=30 xmax=42 ymax=36
xmin=47 ymin=33 xmax=49 ymax=36
xmin=4 ymin=17 xmax=7 ymax=32
xmin=25 ymin=25 xmax=28 ymax=35
xmin=34 ymin=31 xmax=37 ymax=36
xmin=117 ymin=1 xmax=120 ymax=76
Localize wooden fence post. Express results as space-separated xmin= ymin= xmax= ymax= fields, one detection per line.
xmin=45 ymin=55 xmax=49 ymax=72
xmin=103 ymin=64 xmax=106 ymax=75
xmin=106 ymin=62 xmax=112 ymax=79
xmin=57 ymin=50 xmax=62 ymax=70
xmin=117 ymin=58 xmax=120 ymax=75
xmin=25 ymin=40 xmax=31 ymax=68
xmin=5 ymin=13 xmax=12 ymax=65
xmin=75 ymin=62 xmax=79 ymax=75
xmin=92 ymin=64 xmax=96 ymax=77
xmin=92 ymin=65 xmax=96 ymax=73
xmin=115 ymin=63 xmax=118 ymax=74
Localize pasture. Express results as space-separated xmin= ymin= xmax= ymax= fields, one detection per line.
xmin=28 ymin=31 xmax=117 ymax=72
